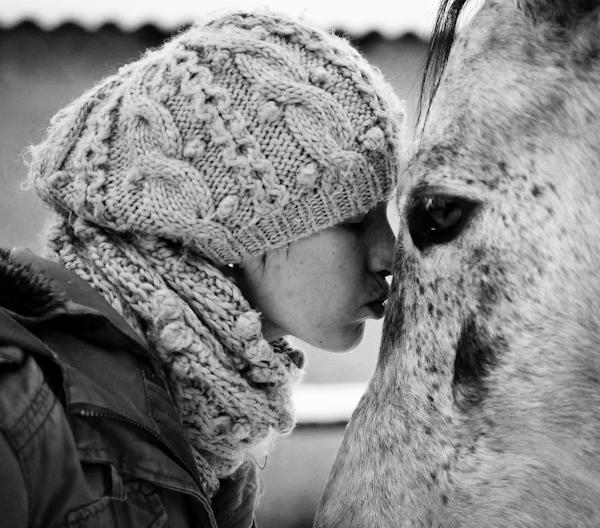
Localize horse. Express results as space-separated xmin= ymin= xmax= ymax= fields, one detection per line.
xmin=314 ymin=0 xmax=600 ymax=526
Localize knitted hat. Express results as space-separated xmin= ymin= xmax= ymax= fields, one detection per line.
xmin=29 ymin=10 xmax=402 ymax=265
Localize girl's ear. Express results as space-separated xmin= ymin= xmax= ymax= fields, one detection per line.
xmin=516 ymin=0 xmax=600 ymax=26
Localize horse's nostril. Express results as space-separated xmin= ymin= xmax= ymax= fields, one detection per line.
xmin=407 ymin=193 xmax=478 ymax=250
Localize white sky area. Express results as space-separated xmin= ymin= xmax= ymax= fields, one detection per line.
xmin=1 ymin=0 xmax=443 ymax=38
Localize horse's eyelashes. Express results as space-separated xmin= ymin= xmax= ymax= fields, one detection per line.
xmin=408 ymin=194 xmax=476 ymax=250
xmin=425 ymin=197 xmax=462 ymax=229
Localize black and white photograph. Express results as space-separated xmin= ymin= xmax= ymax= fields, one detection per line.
xmin=1 ymin=0 xmax=599 ymax=526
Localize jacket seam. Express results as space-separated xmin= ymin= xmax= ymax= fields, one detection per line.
xmin=77 ymin=443 xmax=200 ymax=492
xmin=220 ymin=465 xmax=259 ymax=523
xmin=10 ymin=370 xmax=57 ymax=452
xmin=142 ymin=366 xmax=162 ymax=433
xmin=35 ymin=331 xmax=72 ymax=408
xmin=221 ymin=491 xmax=256 ymax=522
xmin=0 ymin=427 xmax=31 ymax=526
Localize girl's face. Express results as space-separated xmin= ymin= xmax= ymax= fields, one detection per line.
xmin=236 ymin=203 xmax=395 ymax=352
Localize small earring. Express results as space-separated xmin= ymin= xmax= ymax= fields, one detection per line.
xmin=219 ymin=262 xmax=240 ymax=277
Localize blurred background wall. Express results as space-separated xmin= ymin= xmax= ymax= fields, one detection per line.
xmin=0 ymin=3 xmax=431 ymax=526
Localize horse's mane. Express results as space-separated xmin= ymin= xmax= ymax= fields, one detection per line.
xmin=417 ymin=0 xmax=472 ymax=130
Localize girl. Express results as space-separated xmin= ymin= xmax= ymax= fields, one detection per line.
xmin=0 ymin=10 xmax=402 ymax=528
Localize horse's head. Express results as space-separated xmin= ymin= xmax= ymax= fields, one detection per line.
xmin=315 ymin=1 xmax=600 ymax=526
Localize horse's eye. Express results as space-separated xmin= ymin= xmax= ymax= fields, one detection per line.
xmin=407 ymin=194 xmax=477 ymax=250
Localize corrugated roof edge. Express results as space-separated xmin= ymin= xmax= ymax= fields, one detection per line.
xmin=0 ymin=16 xmax=425 ymax=41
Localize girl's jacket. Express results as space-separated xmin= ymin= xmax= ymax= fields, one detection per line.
xmin=0 ymin=248 xmax=259 ymax=528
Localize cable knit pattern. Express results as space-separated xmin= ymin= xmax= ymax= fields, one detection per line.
xmin=26 ymin=10 xmax=404 ymax=497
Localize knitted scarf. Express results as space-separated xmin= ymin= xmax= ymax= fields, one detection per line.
xmin=43 ymin=213 xmax=304 ymax=497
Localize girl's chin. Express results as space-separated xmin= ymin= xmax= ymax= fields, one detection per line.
xmin=315 ymin=322 xmax=366 ymax=353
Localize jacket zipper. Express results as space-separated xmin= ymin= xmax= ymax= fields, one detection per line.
xmin=77 ymin=408 xmax=204 ymax=492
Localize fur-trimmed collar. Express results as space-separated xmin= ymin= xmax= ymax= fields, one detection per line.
xmin=0 ymin=248 xmax=67 ymax=317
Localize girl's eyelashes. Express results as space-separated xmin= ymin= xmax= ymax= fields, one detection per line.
xmin=340 ymin=220 xmax=365 ymax=231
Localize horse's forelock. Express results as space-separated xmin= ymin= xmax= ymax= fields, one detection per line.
xmin=417 ymin=0 xmax=473 ymax=131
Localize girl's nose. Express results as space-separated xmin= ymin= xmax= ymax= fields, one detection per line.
xmin=366 ymin=203 xmax=396 ymax=278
